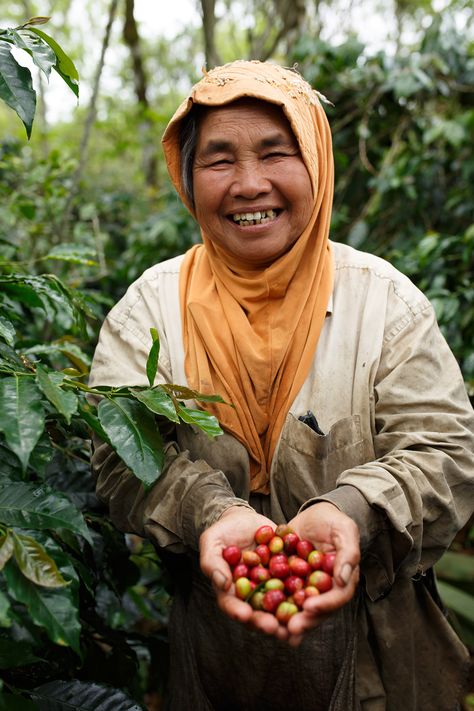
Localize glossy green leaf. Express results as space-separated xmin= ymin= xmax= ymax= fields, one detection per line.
xmin=30 ymin=679 xmax=145 ymax=710
xmin=12 ymin=531 xmax=69 ymax=588
xmin=0 ymin=531 xmax=14 ymax=571
xmin=0 ymin=590 xmax=11 ymax=628
xmin=3 ymin=560 xmax=80 ymax=653
xmin=132 ymin=387 xmax=179 ymax=422
xmin=29 ymin=28 xmax=79 ymax=98
xmin=0 ymin=376 xmax=44 ymax=472
xmin=98 ymin=398 xmax=164 ymax=488
xmin=0 ymin=315 xmax=15 ymax=347
xmin=437 ymin=580 xmax=474 ymax=624
xmin=0 ymin=41 xmax=35 ymax=138
xmin=161 ymin=382 xmax=227 ymax=404
xmin=77 ymin=401 xmax=111 ymax=444
xmin=177 ymin=405 xmax=223 ymax=437
xmin=0 ymin=482 xmax=92 ymax=545
xmin=36 ymin=366 xmax=78 ymax=424
xmin=44 ymin=243 xmax=98 ymax=266
xmin=11 ymin=29 xmax=56 ymax=78
xmin=146 ymin=328 xmax=160 ymax=387
xmin=0 ymin=638 xmax=40 ymax=669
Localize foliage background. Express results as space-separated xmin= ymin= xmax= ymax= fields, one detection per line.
xmin=0 ymin=0 xmax=473 ymax=709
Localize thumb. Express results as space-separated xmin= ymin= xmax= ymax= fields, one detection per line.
xmin=211 ymin=569 xmax=230 ymax=592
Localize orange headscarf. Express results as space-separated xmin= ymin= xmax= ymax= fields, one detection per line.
xmin=162 ymin=60 xmax=334 ymax=494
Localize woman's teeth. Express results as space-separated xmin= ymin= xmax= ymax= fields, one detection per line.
xmin=232 ymin=209 xmax=277 ymax=226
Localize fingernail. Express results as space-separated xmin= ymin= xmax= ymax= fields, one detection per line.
xmin=340 ymin=563 xmax=352 ymax=585
xmin=212 ymin=570 xmax=227 ymax=589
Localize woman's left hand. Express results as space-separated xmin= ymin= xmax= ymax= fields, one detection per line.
xmin=284 ymin=501 xmax=361 ymax=646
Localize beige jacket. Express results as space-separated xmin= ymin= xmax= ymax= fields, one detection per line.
xmin=90 ymin=240 xmax=474 ymax=710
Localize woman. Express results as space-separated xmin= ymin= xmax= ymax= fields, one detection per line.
xmin=89 ymin=60 xmax=474 ymax=710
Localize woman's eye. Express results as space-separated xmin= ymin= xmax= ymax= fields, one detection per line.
xmin=210 ymin=158 xmax=233 ymax=166
xmin=264 ymin=151 xmax=289 ymax=159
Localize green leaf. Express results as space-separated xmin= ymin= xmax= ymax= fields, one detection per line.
xmin=146 ymin=328 xmax=160 ymax=387
xmin=0 ymin=638 xmax=40 ymax=669
xmin=0 ymin=376 xmax=44 ymax=472
xmin=3 ymin=560 xmax=81 ymax=653
xmin=0 ymin=591 xmax=11 ymax=628
xmin=44 ymin=243 xmax=98 ymax=266
xmin=12 ymin=531 xmax=69 ymax=588
xmin=161 ymin=382 xmax=227 ymax=404
xmin=177 ymin=405 xmax=223 ymax=437
xmin=132 ymin=387 xmax=179 ymax=422
xmin=435 ymin=551 xmax=474 ymax=583
xmin=0 ymin=692 xmax=38 ymax=711
xmin=31 ymin=680 xmax=146 ymax=710
xmin=0 ymin=41 xmax=35 ymax=138
xmin=36 ymin=366 xmax=78 ymax=424
xmin=9 ymin=29 xmax=56 ymax=78
xmin=0 ymin=531 xmax=14 ymax=571
xmin=0 ymin=482 xmax=92 ymax=545
xmin=98 ymin=398 xmax=164 ymax=489
xmin=77 ymin=401 xmax=111 ymax=444
xmin=437 ymin=580 xmax=474 ymax=624
xmin=28 ymin=28 xmax=79 ymax=98
xmin=0 ymin=315 xmax=15 ymax=347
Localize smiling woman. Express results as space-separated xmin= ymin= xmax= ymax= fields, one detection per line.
xmin=191 ymin=100 xmax=314 ymax=267
xmin=89 ymin=60 xmax=474 ymax=711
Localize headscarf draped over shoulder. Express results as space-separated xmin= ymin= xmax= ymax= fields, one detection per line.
xmin=162 ymin=60 xmax=334 ymax=494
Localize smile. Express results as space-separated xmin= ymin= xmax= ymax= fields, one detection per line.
xmin=231 ymin=209 xmax=279 ymax=226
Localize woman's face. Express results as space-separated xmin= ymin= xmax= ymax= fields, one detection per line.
xmin=192 ymin=100 xmax=314 ymax=268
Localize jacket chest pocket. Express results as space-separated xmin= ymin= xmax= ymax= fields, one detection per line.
xmin=271 ymin=413 xmax=373 ymax=521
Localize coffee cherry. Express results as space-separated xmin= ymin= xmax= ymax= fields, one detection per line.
xmin=284 ymin=575 xmax=304 ymax=595
xmin=222 ymin=545 xmax=241 ymax=567
xmin=296 ymin=539 xmax=313 ymax=560
xmin=242 ymin=550 xmax=261 ymax=567
xmin=263 ymin=589 xmax=286 ymax=613
xmin=307 ymin=570 xmax=333 ymax=593
xmin=265 ymin=578 xmax=285 ymax=592
xmin=254 ymin=525 xmax=275 ymax=545
xmin=232 ymin=563 xmax=249 ymax=581
xmin=283 ymin=532 xmax=300 ymax=554
xmin=235 ymin=577 xmax=252 ymax=600
xmin=289 ymin=556 xmax=311 ymax=578
xmin=292 ymin=589 xmax=306 ymax=608
xmin=249 ymin=564 xmax=271 ymax=584
xmin=269 ymin=556 xmax=290 ymax=579
xmin=308 ymin=549 xmax=324 ymax=570
xmin=322 ymin=552 xmax=336 ymax=575
xmin=250 ymin=590 xmax=265 ymax=610
xmin=268 ymin=536 xmax=284 ymax=554
xmin=255 ymin=544 xmax=270 ymax=566
xmin=275 ymin=600 xmax=298 ymax=624
xmin=304 ymin=585 xmax=320 ymax=598
xmin=275 ymin=524 xmax=294 ymax=538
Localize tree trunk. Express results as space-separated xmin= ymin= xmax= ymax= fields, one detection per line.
xmin=123 ymin=0 xmax=158 ymax=187
xmin=60 ymin=0 xmax=119 ymax=238
xmin=200 ymin=0 xmax=221 ymax=69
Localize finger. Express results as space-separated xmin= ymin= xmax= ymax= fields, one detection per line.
xmin=247 ymin=610 xmax=280 ymax=636
xmin=216 ymin=591 xmax=253 ymax=624
xmin=303 ymin=570 xmax=359 ymax=616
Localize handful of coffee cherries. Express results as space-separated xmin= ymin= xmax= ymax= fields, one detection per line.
xmin=222 ymin=524 xmax=335 ymax=625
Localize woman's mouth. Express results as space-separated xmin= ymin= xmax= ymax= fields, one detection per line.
xmin=230 ymin=209 xmax=279 ymax=226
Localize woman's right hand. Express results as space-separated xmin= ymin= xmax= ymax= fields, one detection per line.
xmin=200 ymin=506 xmax=287 ymax=638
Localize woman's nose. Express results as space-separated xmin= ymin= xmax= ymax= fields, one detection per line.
xmin=229 ymin=163 xmax=272 ymax=198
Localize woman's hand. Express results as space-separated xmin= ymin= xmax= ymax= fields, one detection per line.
xmin=285 ymin=501 xmax=361 ymax=645
xmin=200 ymin=506 xmax=288 ymax=638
